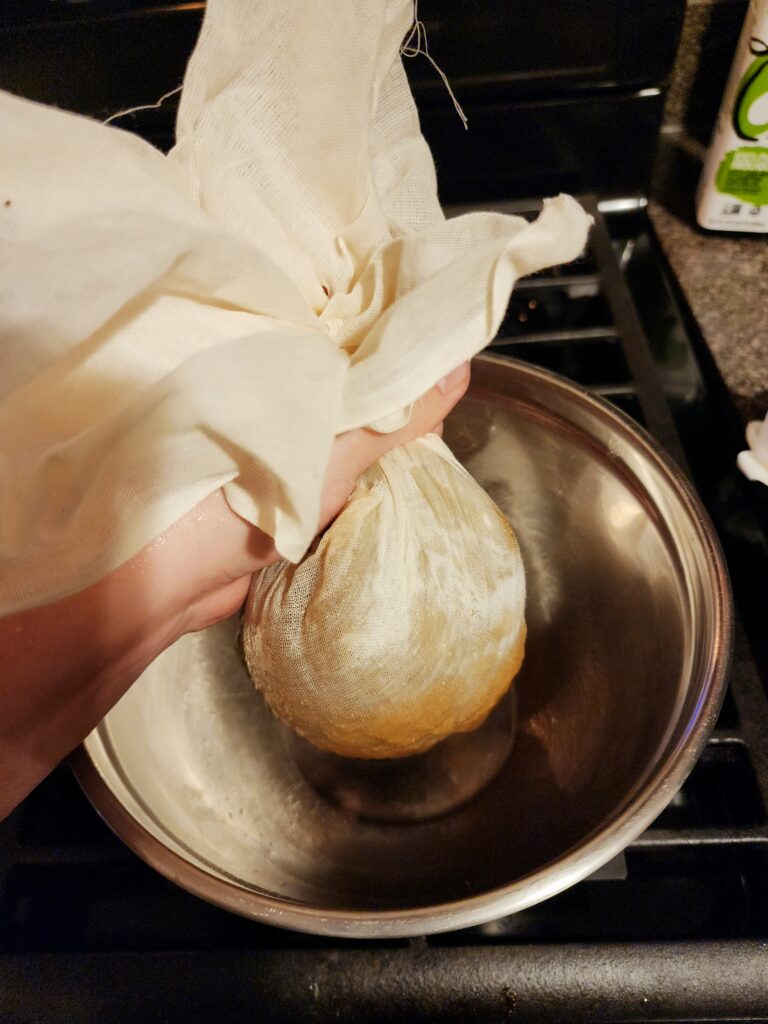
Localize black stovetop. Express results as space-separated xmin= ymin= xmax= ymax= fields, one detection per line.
xmin=1 ymin=199 xmax=767 ymax=1024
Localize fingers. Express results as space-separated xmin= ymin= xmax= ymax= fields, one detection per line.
xmin=404 ymin=361 xmax=471 ymax=443
xmin=177 ymin=361 xmax=471 ymax=609
xmin=356 ymin=360 xmax=470 ymax=468
xmin=437 ymin=363 xmax=472 ymax=395
xmin=318 ymin=362 xmax=471 ymax=530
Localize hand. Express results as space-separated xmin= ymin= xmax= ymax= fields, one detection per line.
xmin=172 ymin=361 xmax=471 ymax=632
xmin=0 ymin=362 xmax=470 ymax=818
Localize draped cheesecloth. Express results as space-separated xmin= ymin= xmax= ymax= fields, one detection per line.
xmin=0 ymin=0 xmax=590 ymax=615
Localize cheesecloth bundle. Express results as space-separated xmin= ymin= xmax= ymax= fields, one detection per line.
xmin=242 ymin=433 xmax=527 ymax=759
xmin=0 ymin=0 xmax=589 ymax=617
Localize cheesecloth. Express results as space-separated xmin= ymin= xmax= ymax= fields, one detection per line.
xmin=0 ymin=0 xmax=590 ymax=615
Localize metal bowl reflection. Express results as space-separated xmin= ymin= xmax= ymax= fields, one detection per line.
xmin=73 ymin=356 xmax=731 ymax=938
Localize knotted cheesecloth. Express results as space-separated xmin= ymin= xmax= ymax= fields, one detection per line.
xmin=1 ymin=0 xmax=589 ymax=752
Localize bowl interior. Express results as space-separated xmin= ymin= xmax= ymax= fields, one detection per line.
xmin=80 ymin=360 xmax=724 ymax=926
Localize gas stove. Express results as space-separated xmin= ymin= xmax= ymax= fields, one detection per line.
xmin=1 ymin=196 xmax=767 ymax=1022
xmin=1 ymin=1 xmax=768 ymax=1021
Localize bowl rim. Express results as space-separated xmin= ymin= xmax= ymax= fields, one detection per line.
xmin=71 ymin=355 xmax=733 ymax=938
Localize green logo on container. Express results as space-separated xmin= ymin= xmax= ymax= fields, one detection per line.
xmin=733 ymin=38 xmax=768 ymax=141
xmin=716 ymin=146 xmax=768 ymax=203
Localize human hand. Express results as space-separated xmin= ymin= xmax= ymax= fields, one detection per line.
xmin=0 ymin=363 xmax=470 ymax=817
xmin=172 ymin=362 xmax=472 ymax=633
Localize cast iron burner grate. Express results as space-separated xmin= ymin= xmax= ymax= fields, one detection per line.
xmin=1 ymin=199 xmax=767 ymax=1023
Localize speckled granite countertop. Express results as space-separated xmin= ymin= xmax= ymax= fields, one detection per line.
xmin=650 ymin=133 xmax=768 ymax=424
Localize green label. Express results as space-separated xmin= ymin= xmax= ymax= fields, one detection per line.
xmin=733 ymin=38 xmax=768 ymax=142
xmin=715 ymin=146 xmax=768 ymax=204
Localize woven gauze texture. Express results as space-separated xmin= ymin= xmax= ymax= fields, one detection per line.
xmin=0 ymin=0 xmax=589 ymax=616
xmin=241 ymin=435 xmax=527 ymax=759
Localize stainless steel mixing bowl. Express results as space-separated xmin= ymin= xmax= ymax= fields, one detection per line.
xmin=72 ymin=355 xmax=732 ymax=938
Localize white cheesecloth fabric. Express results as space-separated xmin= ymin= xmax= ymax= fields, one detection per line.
xmin=0 ymin=0 xmax=591 ymax=615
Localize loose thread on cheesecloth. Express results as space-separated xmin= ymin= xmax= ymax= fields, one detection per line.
xmin=400 ymin=0 xmax=469 ymax=130
xmin=100 ymin=9 xmax=466 ymax=133
xmin=102 ymin=84 xmax=183 ymax=126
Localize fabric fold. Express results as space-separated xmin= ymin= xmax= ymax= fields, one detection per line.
xmin=0 ymin=0 xmax=591 ymax=615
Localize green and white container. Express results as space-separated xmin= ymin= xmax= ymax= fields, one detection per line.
xmin=696 ymin=0 xmax=768 ymax=233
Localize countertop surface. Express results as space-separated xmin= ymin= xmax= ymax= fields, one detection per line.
xmin=649 ymin=132 xmax=768 ymax=425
